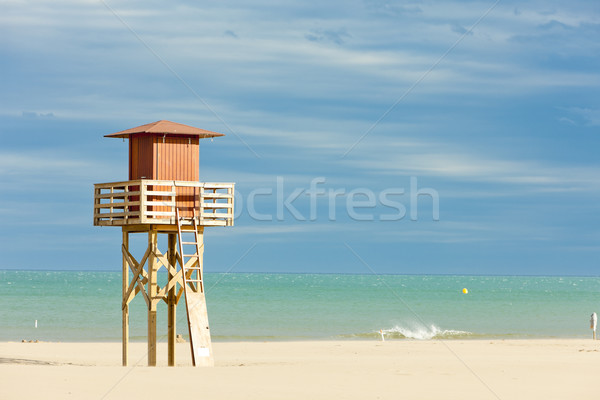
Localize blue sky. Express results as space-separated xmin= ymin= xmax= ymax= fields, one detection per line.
xmin=1 ymin=0 xmax=599 ymax=275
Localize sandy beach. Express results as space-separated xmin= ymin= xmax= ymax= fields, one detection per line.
xmin=1 ymin=339 xmax=599 ymax=399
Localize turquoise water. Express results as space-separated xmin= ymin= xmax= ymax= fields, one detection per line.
xmin=1 ymin=271 xmax=599 ymax=342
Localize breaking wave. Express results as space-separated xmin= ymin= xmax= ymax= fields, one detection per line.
xmin=337 ymin=324 xmax=474 ymax=340
xmin=381 ymin=324 xmax=472 ymax=340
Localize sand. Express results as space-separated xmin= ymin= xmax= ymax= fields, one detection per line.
xmin=1 ymin=339 xmax=599 ymax=399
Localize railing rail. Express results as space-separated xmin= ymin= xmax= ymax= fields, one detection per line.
xmin=94 ymin=180 xmax=234 ymax=227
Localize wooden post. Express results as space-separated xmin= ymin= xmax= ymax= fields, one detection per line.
xmin=122 ymin=230 xmax=129 ymax=366
xmin=167 ymin=233 xmax=177 ymax=366
xmin=147 ymin=229 xmax=158 ymax=367
xmin=198 ymin=226 xmax=205 ymax=291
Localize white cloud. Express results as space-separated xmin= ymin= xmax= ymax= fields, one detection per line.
xmin=340 ymin=139 xmax=600 ymax=193
xmin=562 ymin=107 xmax=600 ymax=127
xmin=2 ymin=0 xmax=598 ymax=126
xmin=0 ymin=151 xmax=120 ymax=181
xmin=209 ymin=222 xmax=361 ymax=238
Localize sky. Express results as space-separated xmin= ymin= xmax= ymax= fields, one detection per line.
xmin=1 ymin=0 xmax=599 ymax=275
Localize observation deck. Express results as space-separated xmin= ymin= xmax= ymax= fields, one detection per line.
xmin=93 ymin=179 xmax=234 ymax=227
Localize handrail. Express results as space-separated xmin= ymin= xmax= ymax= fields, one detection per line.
xmin=94 ymin=179 xmax=234 ymax=227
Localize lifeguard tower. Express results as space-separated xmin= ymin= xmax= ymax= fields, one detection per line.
xmin=93 ymin=120 xmax=234 ymax=367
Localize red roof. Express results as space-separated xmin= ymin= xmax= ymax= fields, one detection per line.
xmin=105 ymin=120 xmax=225 ymax=139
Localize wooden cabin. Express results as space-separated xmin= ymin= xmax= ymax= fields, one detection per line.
xmin=94 ymin=120 xmax=233 ymax=226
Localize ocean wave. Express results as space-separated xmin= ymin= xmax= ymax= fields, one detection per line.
xmin=382 ymin=324 xmax=472 ymax=340
xmin=337 ymin=324 xmax=473 ymax=340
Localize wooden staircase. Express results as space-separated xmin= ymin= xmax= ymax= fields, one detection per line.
xmin=176 ymin=208 xmax=214 ymax=367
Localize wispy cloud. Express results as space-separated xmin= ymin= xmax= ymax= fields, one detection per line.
xmin=223 ymin=30 xmax=238 ymax=39
xmin=305 ymin=28 xmax=351 ymax=45
xmin=341 ymin=140 xmax=600 ymax=193
xmin=560 ymin=107 xmax=600 ymax=127
xmin=2 ymin=0 xmax=598 ymax=124
xmin=0 ymin=151 xmax=120 ymax=182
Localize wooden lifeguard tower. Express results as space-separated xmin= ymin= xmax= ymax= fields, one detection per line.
xmin=93 ymin=120 xmax=234 ymax=367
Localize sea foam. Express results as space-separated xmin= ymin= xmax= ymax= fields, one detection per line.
xmin=382 ymin=324 xmax=472 ymax=340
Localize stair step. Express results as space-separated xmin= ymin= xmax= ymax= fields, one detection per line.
xmin=183 ymin=254 xmax=199 ymax=258
xmin=181 ymin=241 xmax=197 ymax=245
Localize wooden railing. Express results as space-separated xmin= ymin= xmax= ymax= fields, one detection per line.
xmin=94 ymin=180 xmax=234 ymax=227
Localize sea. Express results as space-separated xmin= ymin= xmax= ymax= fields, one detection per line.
xmin=1 ymin=270 xmax=599 ymax=342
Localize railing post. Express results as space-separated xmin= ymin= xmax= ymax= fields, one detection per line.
xmin=109 ymin=186 xmax=114 ymax=223
xmin=172 ymin=182 xmax=176 ymax=224
xmin=199 ymin=186 xmax=204 ymax=226
xmin=140 ymin=180 xmax=147 ymax=224
xmin=228 ymin=185 xmax=234 ymax=226
xmin=124 ymin=183 xmax=129 ymax=224
xmin=93 ymin=186 xmax=98 ymax=226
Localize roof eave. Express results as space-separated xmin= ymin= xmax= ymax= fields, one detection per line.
xmin=104 ymin=131 xmax=225 ymax=139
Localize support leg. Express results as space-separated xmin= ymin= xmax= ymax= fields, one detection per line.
xmin=147 ymin=230 xmax=158 ymax=367
xmin=122 ymin=230 xmax=129 ymax=367
xmin=148 ymin=311 xmax=157 ymax=366
xmin=167 ymin=233 xmax=177 ymax=367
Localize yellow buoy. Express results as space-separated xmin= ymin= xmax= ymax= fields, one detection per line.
xmin=462 ymin=288 xmax=468 ymax=294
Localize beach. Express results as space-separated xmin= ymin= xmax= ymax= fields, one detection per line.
xmin=2 ymin=339 xmax=599 ymax=399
